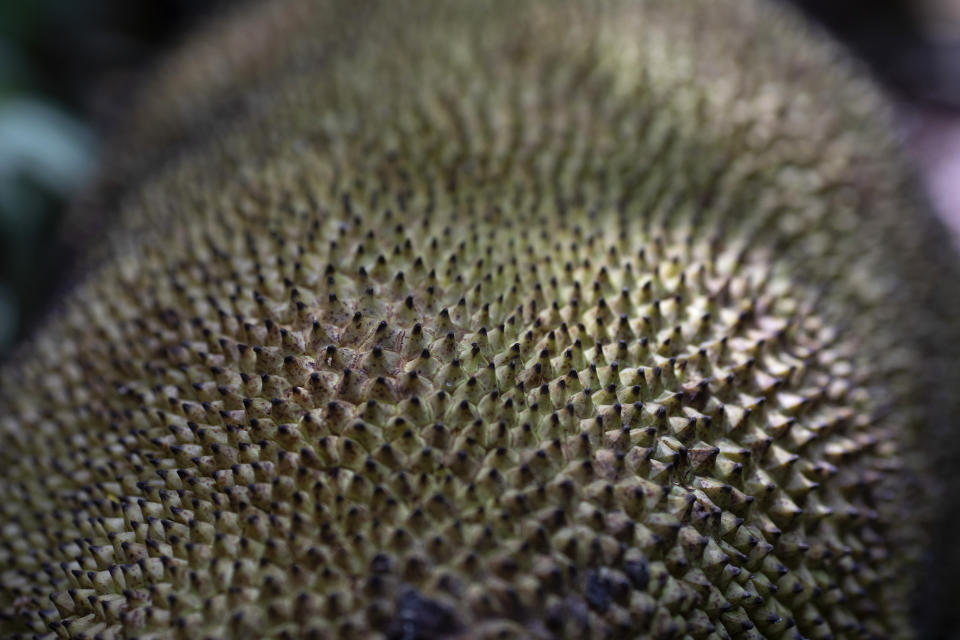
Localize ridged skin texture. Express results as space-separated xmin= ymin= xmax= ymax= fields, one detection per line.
xmin=2 ymin=1 xmax=958 ymax=639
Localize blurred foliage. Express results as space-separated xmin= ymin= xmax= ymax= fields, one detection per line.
xmin=0 ymin=96 xmax=94 ymax=349
xmin=0 ymin=4 xmax=93 ymax=353
xmin=0 ymin=0 xmax=216 ymax=357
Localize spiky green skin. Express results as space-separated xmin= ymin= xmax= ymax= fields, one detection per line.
xmin=2 ymin=1 xmax=958 ymax=639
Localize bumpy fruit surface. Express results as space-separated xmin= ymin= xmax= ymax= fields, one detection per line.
xmin=2 ymin=1 xmax=958 ymax=639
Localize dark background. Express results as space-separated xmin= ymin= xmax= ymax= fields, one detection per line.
xmin=788 ymin=0 xmax=960 ymax=106
xmin=0 ymin=0 xmax=958 ymax=356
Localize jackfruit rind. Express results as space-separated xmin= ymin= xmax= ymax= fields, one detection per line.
xmin=2 ymin=1 xmax=959 ymax=639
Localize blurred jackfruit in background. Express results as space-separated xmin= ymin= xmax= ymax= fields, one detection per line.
xmin=0 ymin=0 xmax=958 ymax=355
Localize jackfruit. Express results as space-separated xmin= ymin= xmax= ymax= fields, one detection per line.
xmin=2 ymin=0 xmax=959 ymax=639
